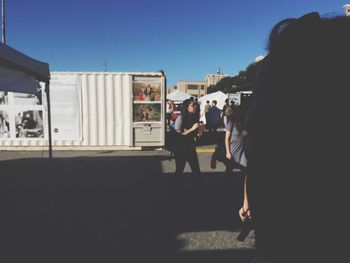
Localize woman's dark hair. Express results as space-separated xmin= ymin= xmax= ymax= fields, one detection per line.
xmin=228 ymin=106 xmax=245 ymax=132
xmin=266 ymin=12 xmax=320 ymax=53
xmin=181 ymin=99 xmax=196 ymax=129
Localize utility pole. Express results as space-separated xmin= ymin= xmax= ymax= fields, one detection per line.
xmin=1 ymin=0 xmax=5 ymax=44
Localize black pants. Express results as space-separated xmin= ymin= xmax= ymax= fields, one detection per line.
xmin=174 ymin=146 xmax=200 ymax=176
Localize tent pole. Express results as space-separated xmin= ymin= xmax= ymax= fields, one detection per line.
xmin=45 ymin=81 xmax=52 ymax=159
xmin=45 ymin=80 xmax=55 ymax=225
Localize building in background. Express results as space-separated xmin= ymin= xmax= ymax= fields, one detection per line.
xmin=167 ymin=86 xmax=177 ymax=95
xmin=205 ymin=68 xmax=228 ymax=87
xmin=176 ymin=80 xmax=207 ymax=97
xmin=174 ymin=68 xmax=229 ymax=97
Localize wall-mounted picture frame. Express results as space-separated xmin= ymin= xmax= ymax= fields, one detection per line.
xmin=133 ymin=82 xmax=161 ymax=102
xmin=0 ymin=110 xmax=10 ymax=138
xmin=15 ymin=110 xmax=44 ymax=138
xmin=133 ymin=103 xmax=161 ymax=122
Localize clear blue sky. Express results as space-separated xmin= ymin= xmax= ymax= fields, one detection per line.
xmin=5 ymin=0 xmax=347 ymax=87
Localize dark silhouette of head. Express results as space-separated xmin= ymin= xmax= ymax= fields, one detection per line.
xmin=246 ymin=13 xmax=350 ymax=262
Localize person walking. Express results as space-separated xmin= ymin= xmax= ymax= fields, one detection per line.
xmin=206 ymin=100 xmax=221 ymax=134
xmin=204 ymin=100 xmax=211 ymax=127
xmin=174 ymin=99 xmax=201 ymax=176
xmin=224 ymin=106 xmax=247 ymax=174
xmin=222 ymin=98 xmax=231 ymax=128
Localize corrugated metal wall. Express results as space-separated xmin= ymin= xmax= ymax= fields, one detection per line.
xmin=80 ymin=72 xmax=132 ymax=147
xmin=0 ymin=72 xmax=164 ymax=150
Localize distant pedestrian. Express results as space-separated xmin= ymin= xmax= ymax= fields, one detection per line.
xmin=204 ymin=100 xmax=210 ymax=125
xmin=206 ymin=100 xmax=221 ymax=134
xmin=166 ymin=99 xmax=174 ymax=126
xmin=222 ymin=98 xmax=231 ymax=128
xmin=194 ymin=97 xmax=200 ymax=123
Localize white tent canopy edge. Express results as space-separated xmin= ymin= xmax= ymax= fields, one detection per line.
xmin=166 ymin=90 xmax=193 ymax=103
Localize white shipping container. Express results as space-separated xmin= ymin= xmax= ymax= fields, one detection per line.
xmin=0 ymin=72 xmax=166 ymax=150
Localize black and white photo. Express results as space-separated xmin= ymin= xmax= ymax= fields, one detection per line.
xmin=15 ymin=110 xmax=44 ymax=138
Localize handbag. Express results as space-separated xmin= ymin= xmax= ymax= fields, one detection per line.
xmin=213 ymin=143 xmax=227 ymax=163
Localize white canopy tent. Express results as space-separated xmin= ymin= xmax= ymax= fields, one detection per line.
xmin=166 ymin=90 xmax=193 ymax=103
xmin=198 ymin=91 xmax=228 ymax=123
xmin=0 ymin=43 xmax=52 ymax=157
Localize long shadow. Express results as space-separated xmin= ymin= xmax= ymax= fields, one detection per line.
xmin=0 ymin=155 xmax=255 ymax=263
xmin=166 ymin=129 xmax=225 ymax=149
xmin=196 ymin=130 xmax=225 ymax=146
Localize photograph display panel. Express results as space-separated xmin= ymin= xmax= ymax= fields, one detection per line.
xmin=133 ymin=82 xmax=161 ymax=102
xmin=15 ymin=110 xmax=43 ymax=138
xmin=0 ymin=110 xmax=10 ymax=138
xmin=0 ymin=89 xmax=45 ymax=139
xmin=133 ymin=103 xmax=161 ymax=122
xmin=132 ymin=79 xmax=163 ymax=124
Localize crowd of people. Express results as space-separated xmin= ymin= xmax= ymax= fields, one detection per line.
xmin=166 ymin=97 xmax=236 ymax=130
xmin=168 ymin=12 xmax=348 ymax=263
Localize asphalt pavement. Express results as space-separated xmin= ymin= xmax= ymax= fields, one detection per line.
xmin=0 ymin=134 xmax=256 ymax=263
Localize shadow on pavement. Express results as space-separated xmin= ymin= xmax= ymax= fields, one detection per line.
xmin=196 ymin=130 xmax=225 ymax=147
xmin=0 ymin=155 xmax=255 ymax=263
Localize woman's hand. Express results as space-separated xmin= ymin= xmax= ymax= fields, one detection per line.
xmin=191 ymin=123 xmax=199 ymax=131
xmin=239 ymin=204 xmax=251 ymax=222
xmin=197 ymin=123 xmax=205 ymax=137
xmin=226 ymin=152 xmax=232 ymax=160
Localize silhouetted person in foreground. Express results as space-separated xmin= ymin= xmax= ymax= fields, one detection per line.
xmin=241 ymin=13 xmax=349 ymax=263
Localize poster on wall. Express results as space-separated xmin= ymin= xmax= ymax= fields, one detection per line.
xmin=15 ymin=110 xmax=43 ymax=138
xmin=0 ymin=110 xmax=10 ymax=138
xmin=133 ymin=103 xmax=161 ymax=122
xmin=133 ymin=82 xmax=161 ymax=102
xmin=0 ymin=89 xmax=44 ymax=140
xmin=228 ymin=93 xmax=241 ymax=106
xmin=49 ymin=74 xmax=81 ymax=140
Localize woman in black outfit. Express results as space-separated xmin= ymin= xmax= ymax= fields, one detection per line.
xmin=174 ymin=99 xmax=201 ymax=176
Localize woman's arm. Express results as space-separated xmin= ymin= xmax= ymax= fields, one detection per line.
xmin=239 ymin=175 xmax=251 ymax=222
xmin=225 ymin=127 xmax=232 ymax=160
xmin=176 ymin=123 xmax=199 ymax=136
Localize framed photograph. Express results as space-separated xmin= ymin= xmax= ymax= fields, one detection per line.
xmin=133 ymin=82 xmax=161 ymax=102
xmin=0 ymin=91 xmax=8 ymax=105
xmin=0 ymin=110 xmax=10 ymax=138
xmin=15 ymin=110 xmax=44 ymax=138
xmin=133 ymin=103 xmax=161 ymax=122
